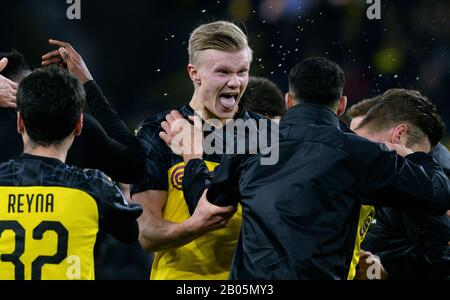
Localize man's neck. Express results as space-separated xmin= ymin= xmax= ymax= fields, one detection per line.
xmin=23 ymin=145 xmax=68 ymax=163
xmin=409 ymin=142 xmax=431 ymax=154
xmin=190 ymin=95 xmax=211 ymax=119
xmin=189 ymin=95 xmax=228 ymax=127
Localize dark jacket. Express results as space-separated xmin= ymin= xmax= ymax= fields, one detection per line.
xmin=362 ymin=143 xmax=450 ymax=280
xmin=183 ymin=103 xmax=450 ymax=280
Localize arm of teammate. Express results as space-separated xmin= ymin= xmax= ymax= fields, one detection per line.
xmin=355 ymin=141 xmax=450 ymax=211
xmin=42 ymin=39 xmax=145 ymax=183
xmin=131 ymin=189 xmax=235 ymax=252
xmin=159 ymin=110 xmax=242 ymax=209
xmin=72 ymin=113 xmax=143 ymax=183
xmin=130 ymin=121 xmax=235 ymax=252
xmin=0 ymin=58 xmax=18 ymax=108
xmin=86 ymin=170 xmax=143 ymax=243
xmin=355 ymin=251 xmax=389 ymax=280
xmin=380 ymin=211 xmax=450 ymax=280
xmin=159 ymin=110 xmax=209 ymax=213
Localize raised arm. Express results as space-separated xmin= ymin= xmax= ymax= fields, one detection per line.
xmin=42 ymin=39 xmax=145 ymax=183
xmin=356 ymin=141 xmax=450 ymax=211
xmin=131 ymin=189 xmax=235 ymax=252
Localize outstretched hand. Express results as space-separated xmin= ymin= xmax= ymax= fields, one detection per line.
xmin=355 ymin=250 xmax=388 ymax=280
xmin=42 ymin=39 xmax=93 ymax=84
xmin=159 ymin=110 xmax=204 ymax=163
xmin=0 ymin=58 xmax=18 ymax=108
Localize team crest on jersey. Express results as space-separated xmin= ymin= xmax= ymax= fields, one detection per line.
xmin=360 ymin=209 xmax=376 ymax=237
xmin=170 ymin=165 xmax=185 ymax=191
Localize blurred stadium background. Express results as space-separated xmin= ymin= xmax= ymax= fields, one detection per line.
xmin=2 ymin=0 xmax=450 ymax=145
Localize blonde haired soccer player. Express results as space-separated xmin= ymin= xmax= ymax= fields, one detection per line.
xmin=131 ymin=21 xmax=264 ymax=280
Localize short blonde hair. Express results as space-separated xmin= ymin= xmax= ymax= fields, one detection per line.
xmin=188 ymin=21 xmax=252 ymax=65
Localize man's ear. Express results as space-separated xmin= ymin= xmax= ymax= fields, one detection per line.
xmin=188 ymin=64 xmax=201 ymax=86
xmin=285 ymin=92 xmax=294 ymax=110
xmin=17 ymin=112 xmax=25 ymax=134
xmin=391 ymin=124 xmax=408 ymax=145
xmin=336 ymin=96 xmax=348 ymax=117
xmin=74 ymin=114 xmax=83 ymax=137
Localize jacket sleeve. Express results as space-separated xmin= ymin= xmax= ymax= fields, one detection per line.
xmin=363 ymin=208 xmax=450 ymax=280
xmin=86 ymin=170 xmax=143 ymax=243
xmin=382 ymin=218 xmax=450 ymax=280
xmin=130 ymin=121 xmax=169 ymax=194
xmin=355 ymin=142 xmax=450 ymax=212
xmin=82 ymin=81 xmax=145 ymax=183
xmin=206 ymin=154 xmax=245 ymax=207
xmin=182 ymin=159 xmax=213 ymax=215
xmin=182 ymin=155 xmax=244 ymax=211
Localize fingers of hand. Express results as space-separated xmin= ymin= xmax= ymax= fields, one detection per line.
xmin=42 ymin=49 xmax=62 ymax=61
xmin=359 ymin=250 xmax=371 ymax=258
xmin=42 ymin=56 xmax=63 ymax=66
xmin=188 ymin=115 xmax=203 ymax=130
xmin=159 ymin=132 xmax=170 ymax=145
xmin=58 ymin=47 xmax=70 ymax=61
xmin=170 ymin=110 xmax=184 ymax=120
xmin=49 ymin=39 xmax=77 ymax=54
xmin=161 ymin=121 xmax=172 ymax=136
xmin=167 ymin=114 xmax=189 ymax=135
xmin=166 ymin=113 xmax=176 ymax=126
xmin=0 ymin=57 xmax=8 ymax=72
xmin=7 ymin=101 xmax=17 ymax=108
xmin=49 ymin=39 xmax=66 ymax=47
xmin=10 ymin=81 xmax=18 ymax=90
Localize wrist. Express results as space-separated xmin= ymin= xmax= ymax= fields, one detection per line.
xmin=80 ymin=76 xmax=94 ymax=85
xmin=183 ymin=154 xmax=203 ymax=164
xmin=182 ymin=216 xmax=201 ymax=236
xmin=82 ymin=79 xmax=95 ymax=87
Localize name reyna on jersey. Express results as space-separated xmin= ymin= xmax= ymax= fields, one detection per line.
xmin=7 ymin=193 xmax=55 ymax=213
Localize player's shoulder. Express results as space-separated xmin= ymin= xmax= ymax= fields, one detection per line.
xmin=0 ymin=159 xmax=18 ymax=184
xmin=135 ymin=105 xmax=191 ymax=138
xmin=244 ymin=110 xmax=265 ymax=121
xmin=237 ymin=109 xmax=269 ymax=124
xmin=59 ymin=165 xmax=118 ymax=197
xmin=238 ymin=109 xmax=273 ymax=133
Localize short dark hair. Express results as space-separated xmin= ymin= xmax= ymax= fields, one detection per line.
xmin=346 ymin=95 xmax=383 ymax=119
xmin=240 ymin=77 xmax=286 ymax=119
xmin=288 ymin=57 xmax=345 ymax=107
xmin=0 ymin=50 xmax=31 ymax=82
xmin=358 ymin=89 xmax=445 ymax=148
xmin=17 ymin=67 xmax=85 ymax=146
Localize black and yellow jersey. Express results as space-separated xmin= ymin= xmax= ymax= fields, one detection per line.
xmin=0 ymin=154 xmax=142 ymax=280
xmin=131 ymin=105 xmax=265 ymax=280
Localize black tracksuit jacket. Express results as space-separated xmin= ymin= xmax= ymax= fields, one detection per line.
xmin=183 ymin=103 xmax=450 ymax=280
xmin=362 ymin=143 xmax=450 ymax=280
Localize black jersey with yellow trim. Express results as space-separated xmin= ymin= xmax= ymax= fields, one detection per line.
xmin=0 ymin=154 xmax=142 ymax=280
xmin=131 ymin=105 xmax=268 ymax=280
xmin=131 ymin=105 xmax=266 ymax=195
